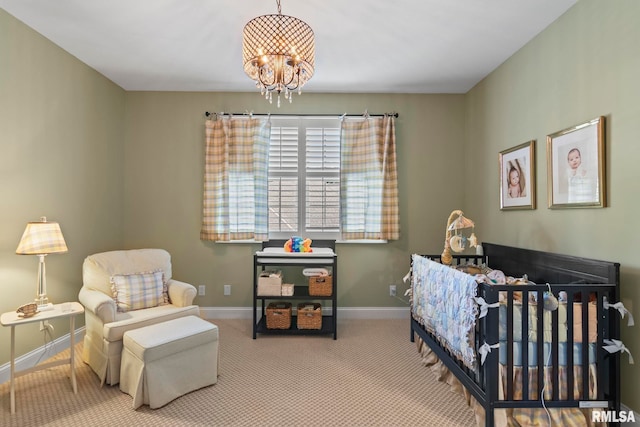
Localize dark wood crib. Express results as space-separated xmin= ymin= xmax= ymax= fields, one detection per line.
xmin=410 ymin=242 xmax=621 ymax=426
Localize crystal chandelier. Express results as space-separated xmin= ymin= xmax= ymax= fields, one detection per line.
xmin=242 ymin=0 xmax=315 ymax=107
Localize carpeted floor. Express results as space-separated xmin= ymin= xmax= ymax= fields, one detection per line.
xmin=1 ymin=318 xmax=475 ymax=426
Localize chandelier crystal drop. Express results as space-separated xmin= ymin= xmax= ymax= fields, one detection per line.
xmin=242 ymin=0 xmax=315 ymax=107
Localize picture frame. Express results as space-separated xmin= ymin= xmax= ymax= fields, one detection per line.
xmin=547 ymin=116 xmax=606 ymax=208
xmin=499 ymin=140 xmax=536 ymax=210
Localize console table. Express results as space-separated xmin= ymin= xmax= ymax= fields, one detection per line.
xmin=1 ymin=301 xmax=84 ymax=414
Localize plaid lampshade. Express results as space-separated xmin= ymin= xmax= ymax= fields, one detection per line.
xmin=16 ymin=217 xmax=68 ymax=255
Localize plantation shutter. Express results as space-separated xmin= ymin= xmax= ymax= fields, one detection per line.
xmin=305 ymin=126 xmax=340 ymax=233
xmin=268 ymin=117 xmax=341 ymax=239
xmin=268 ymin=125 xmax=299 ymax=233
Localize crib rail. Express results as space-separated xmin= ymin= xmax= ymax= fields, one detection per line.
xmin=410 ymin=250 xmax=621 ymax=426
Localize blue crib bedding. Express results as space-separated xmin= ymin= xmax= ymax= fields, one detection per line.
xmin=498 ymin=341 xmax=597 ymax=366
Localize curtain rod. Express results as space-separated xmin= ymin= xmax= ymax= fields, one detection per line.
xmin=204 ymin=111 xmax=399 ymax=118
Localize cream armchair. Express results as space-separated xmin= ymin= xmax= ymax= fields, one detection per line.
xmin=79 ymin=249 xmax=199 ymax=385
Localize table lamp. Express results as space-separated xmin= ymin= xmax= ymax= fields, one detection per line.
xmin=441 ymin=210 xmax=478 ymax=265
xmin=16 ymin=216 xmax=68 ymax=311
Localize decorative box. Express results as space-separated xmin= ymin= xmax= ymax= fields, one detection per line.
xmin=281 ymin=283 xmax=294 ymax=296
xmin=309 ymin=276 xmax=332 ymax=296
xmin=258 ymin=270 xmax=282 ymax=296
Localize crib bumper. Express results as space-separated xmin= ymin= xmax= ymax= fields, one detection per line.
xmin=498 ymin=341 xmax=597 ymax=367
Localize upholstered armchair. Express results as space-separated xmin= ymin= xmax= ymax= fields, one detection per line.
xmin=79 ymin=249 xmax=199 ymax=385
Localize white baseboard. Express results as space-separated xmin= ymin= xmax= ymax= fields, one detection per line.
xmin=0 ymin=327 xmax=85 ymax=385
xmin=199 ymin=306 xmax=410 ymax=320
xmin=337 ymin=306 xmax=409 ymax=319
xmin=199 ymin=306 xmax=255 ymax=319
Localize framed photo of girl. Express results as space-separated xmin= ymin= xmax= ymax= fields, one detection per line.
xmin=499 ymin=140 xmax=536 ymax=210
xmin=547 ymin=116 xmax=606 ymax=209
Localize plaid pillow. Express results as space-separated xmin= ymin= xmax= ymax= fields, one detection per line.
xmin=111 ymin=270 xmax=165 ymax=312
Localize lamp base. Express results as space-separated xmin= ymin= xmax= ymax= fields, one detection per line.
xmin=37 ymin=303 xmax=54 ymax=311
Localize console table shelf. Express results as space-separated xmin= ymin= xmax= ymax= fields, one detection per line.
xmin=256 ymin=285 xmax=334 ymax=300
xmin=255 ymin=315 xmax=335 ymax=336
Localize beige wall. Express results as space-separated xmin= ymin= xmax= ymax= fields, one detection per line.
xmin=0 ymin=10 xmax=126 ymax=365
xmin=2 ymin=0 xmax=638 ymax=414
xmin=122 ymin=92 xmax=465 ymax=307
xmin=464 ymin=0 xmax=640 ymax=412
xmin=0 ymin=9 xmax=467 ymax=367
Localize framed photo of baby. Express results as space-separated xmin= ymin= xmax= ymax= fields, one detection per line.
xmin=547 ymin=116 xmax=605 ymax=208
xmin=499 ymin=140 xmax=536 ymax=210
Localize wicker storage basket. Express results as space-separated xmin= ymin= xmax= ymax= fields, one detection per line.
xmin=297 ymin=303 xmax=322 ymax=329
xmin=266 ymin=302 xmax=292 ymax=329
xmin=308 ymin=276 xmax=332 ymax=296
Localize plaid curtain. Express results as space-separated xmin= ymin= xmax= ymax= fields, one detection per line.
xmin=200 ymin=117 xmax=271 ymax=241
xmin=340 ymin=115 xmax=399 ymax=240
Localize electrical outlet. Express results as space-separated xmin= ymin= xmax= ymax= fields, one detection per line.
xmin=198 ymin=285 xmax=206 ymax=296
xmin=224 ymin=284 xmax=231 ymax=296
xmin=389 ymin=285 xmax=397 ymax=297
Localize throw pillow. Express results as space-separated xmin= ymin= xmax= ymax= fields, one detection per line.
xmin=111 ymin=270 xmax=165 ymax=312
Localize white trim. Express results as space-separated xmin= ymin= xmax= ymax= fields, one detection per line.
xmin=335 ymin=240 xmax=388 ymax=244
xmin=215 ymin=240 xmax=388 ymax=244
xmin=199 ymin=306 xmax=255 ymax=319
xmin=337 ymin=307 xmax=409 ymax=318
xmin=199 ymin=306 xmax=409 ymax=320
xmin=0 ymin=326 xmax=85 ymax=385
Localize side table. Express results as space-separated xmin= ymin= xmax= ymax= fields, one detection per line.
xmin=1 ymin=301 xmax=84 ymax=414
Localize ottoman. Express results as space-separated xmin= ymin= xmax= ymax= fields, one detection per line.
xmin=119 ymin=315 xmax=219 ymax=409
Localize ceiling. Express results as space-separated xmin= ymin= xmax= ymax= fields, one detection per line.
xmin=1 ymin=0 xmax=577 ymax=94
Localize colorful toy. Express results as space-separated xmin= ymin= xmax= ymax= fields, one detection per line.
xmin=284 ymin=236 xmax=313 ymax=253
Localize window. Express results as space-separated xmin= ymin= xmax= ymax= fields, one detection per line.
xmin=268 ymin=117 xmax=341 ymax=239
xmin=201 ymin=114 xmax=398 ymax=243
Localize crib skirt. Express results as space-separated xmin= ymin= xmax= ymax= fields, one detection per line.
xmin=416 ymin=337 xmax=608 ymax=427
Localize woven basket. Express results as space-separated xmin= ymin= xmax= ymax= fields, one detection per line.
xmin=297 ymin=303 xmax=322 ymax=329
xmin=309 ymin=276 xmax=332 ymax=296
xmin=266 ymin=302 xmax=292 ymax=329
